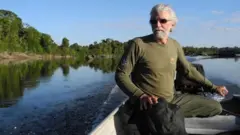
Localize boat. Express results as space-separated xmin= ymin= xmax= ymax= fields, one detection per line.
xmin=88 ymin=86 xmax=240 ymax=135
xmin=89 ymin=63 xmax=240 ymax=135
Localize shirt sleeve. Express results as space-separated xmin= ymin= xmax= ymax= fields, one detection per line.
xmin=175 ymin=40 xmax=217 ymax=91
xmin=115 ymin=39 xmax=144 ymax=98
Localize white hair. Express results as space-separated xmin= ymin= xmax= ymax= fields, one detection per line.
xmin=150 ymin=4 xmax=178 ymax=27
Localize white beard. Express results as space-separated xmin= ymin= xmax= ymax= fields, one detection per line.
xmin=154 ymin=30 xmax=169 ymax=40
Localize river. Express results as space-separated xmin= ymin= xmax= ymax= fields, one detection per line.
xmin=0 ymin=56 xmax=239 ymax=135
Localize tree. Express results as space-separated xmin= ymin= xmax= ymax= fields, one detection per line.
xmin=23 ymin=26 xmax=43 ymax=53
xmin=40 ymin=33 xmax=54 ymax=53
xmin=0 ymin=10 xmax=23 ymax=52
xmin=61 ymin=37 xmax=69 ymax=48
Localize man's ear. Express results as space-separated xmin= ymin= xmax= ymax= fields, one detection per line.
xmin=170 ymin=23 xmax=176 ymax=32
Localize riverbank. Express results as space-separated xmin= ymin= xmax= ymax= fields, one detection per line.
xmin=0 ymin=52 xmax=73 ymax=65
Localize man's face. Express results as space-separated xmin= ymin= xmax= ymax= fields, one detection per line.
xmin=150 ymin=11 xmax=174 ymax=39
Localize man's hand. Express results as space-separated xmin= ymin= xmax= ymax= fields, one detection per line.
xmin=139 ymin=94 xmax=158 ymax=110
xmin=215 ymin=86 xmax=228 ymax=97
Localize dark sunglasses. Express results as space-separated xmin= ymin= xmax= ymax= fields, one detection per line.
xmin=150 ymin=18 xmax=169 ymax=24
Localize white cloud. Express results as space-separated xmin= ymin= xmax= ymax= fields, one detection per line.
xmin=210 ymin=26 xmax=240 ymax=32
xmin=211 ymin=10 xmax=224 ymax=15
xmin=231 ymin=11 xmax=240 ymax=16
xmin=225 ymin=17 xmax=240 ymax=23
xmin=200 ymin=20 xmax=218 ymax=28
xmin=225 ymin=11 xmax=240 ymax=23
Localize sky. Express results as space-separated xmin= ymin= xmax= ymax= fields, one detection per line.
xmin=1 ymin=0 xmax=240 ymax=47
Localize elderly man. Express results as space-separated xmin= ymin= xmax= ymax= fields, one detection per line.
xmin=115 ymin=3 xmax=228 ymax=118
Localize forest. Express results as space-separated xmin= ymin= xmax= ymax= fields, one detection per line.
xmin=0 ymin=9 xmax=240 ymax=60
xmin=0 ymin=10 xmax=125 ymax=60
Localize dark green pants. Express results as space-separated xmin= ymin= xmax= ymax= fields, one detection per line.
xmin=171 ymin=93 xmax=222 ymax=117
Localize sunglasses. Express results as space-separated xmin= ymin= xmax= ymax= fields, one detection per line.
xmin=150 ymin=18 xmax=169 ymax=24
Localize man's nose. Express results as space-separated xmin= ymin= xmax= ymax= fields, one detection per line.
xmin=156 ymin=20 xmax=162 ymax=27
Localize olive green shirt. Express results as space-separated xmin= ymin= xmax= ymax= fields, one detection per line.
xmin=115 ymin=34 xmax=217 ymax=102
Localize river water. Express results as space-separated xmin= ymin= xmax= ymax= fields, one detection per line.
xmin=0 ymin=56 xmax=239 ymax=135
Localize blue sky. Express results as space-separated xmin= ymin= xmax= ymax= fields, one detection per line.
xmin=1 ymin=0 xmax=240 ymax=47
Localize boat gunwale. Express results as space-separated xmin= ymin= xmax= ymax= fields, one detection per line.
xmin=88 ymin=97 xmax=128 ymax=135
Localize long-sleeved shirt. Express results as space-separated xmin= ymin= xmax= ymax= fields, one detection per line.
xmin=115 ymin=34 xmax=217 ymax=102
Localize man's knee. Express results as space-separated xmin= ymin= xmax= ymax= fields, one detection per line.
xmin=208 ymin=100 xmax=222 ymax=116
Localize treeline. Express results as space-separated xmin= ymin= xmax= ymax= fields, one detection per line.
xmin=183 ymin=46 xmax=240 ymax=56
xmin=0 ymin=10 xmax=125 ymax=59
xmin=0 ymin=10 xmax=60 ymax=54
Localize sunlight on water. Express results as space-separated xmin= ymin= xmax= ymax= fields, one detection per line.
xmin=192 ymin=57 xmax=240 ymax=100
xmin=194 ymin=58 xmax=240 ymax=86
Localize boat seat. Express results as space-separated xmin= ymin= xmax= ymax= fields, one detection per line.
xmin=185 ymin=115 xmax=240 ymax=135
xmin=221 ymin=94 xmax=240 ymax=117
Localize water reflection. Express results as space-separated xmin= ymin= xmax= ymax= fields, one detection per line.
xmin=88 ymin=58 xmax=119 ymax=73
xmin=234 ymin=57 xmax=239 ymax=62
xmin=0 ymin=57 xmax=120 ymax=108
xmin=1 ymin=56 xmax=239 ymax=108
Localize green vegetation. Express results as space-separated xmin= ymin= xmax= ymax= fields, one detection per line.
xmin=0 ymin=10 xmax=125 ymax=60
xmin=183 ymin=46 xmax=240 ymax=57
